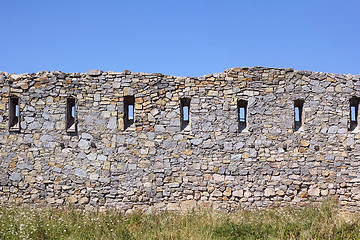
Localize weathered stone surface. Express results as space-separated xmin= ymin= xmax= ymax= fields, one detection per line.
xmin=75 ymin=168 xmax=87 ymax=178
xmin=78 ymin=140 xmax=89 ymax=149
xmin=10 ymin=172 xmax=21 ymax=181
xmin=299 ymin=140 xmax=310 ymax=147
xmin=308 ymin=187 xmax=320 ymax=197
xmin=0 ymin=66 xmax=360 ymax=211
xmin=107 ymin=117 xmax=117 ymax=129
xmin=233 ymin=190 xmax=244 ymax=197
xmin=67 ymin=196 xmax=78 ymax=204
xmin=211 ymin=189 xmax=223 ymax=197
xmin=88 ymin=70 xmax=102 ymax=76
xmin=264 ymin=188 xmax=275 ymax=197
xmin=10 ymin=74 xmax=21 ymax=81
xmin=79 ymin=197 xmax=89 ymax=204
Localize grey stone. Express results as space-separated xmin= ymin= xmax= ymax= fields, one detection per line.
xmin=24 ymin=117 xmax=35 ymax=123
xmin=239 ymin=170 xmax=248 ymax=176
xmin=190 ymin=138 xmax=203 ymax=145
xmin=328 ymin=126 xmax=338 ymax=134
xmin=0 ymin=174 xmax=9 ymax=185
xmin=43 ymin=121 xmax=54 ymax=130
xmin=169 ymin=183 xmax=180 ymax=188
xmin=128 ymin=164 xmax=137 ymax=170
xmin=40 ymin=134 xmax=53 ymax=142
xmin=82 ymin=133 xmax=93 ymax=140
xmin=97 ymin=154 xmax=107 ymax=161
xmin=78 ymin=139 xmax=90 ymax=149
xmin=231 ymin=154 xmax=242 ymax=161
xmin=107 ymin=117 xmax=117 ymax=129
xmin=75 ymin=168 xmax=87 ymax=178
xmin=90 ymin=173 xmax=99 ymax=181
xmin=154 ymin=125 xmax=165 ymax=132
xmin=17 ymin=163 xmax=31 ymax=170
xmin=87 ymin=153 xmax=97 ymax=161
xmin=10 ymin=172 xmax=21 ymax=181
xmin=312 ymin=86 xmax=325 ymax=93
xmin=202 ymin=140 xmax=214 ymax=148
xmin=94 ymin=94 xmax=101 ymax=102
xmin=88 ymin=70 xmax=102 ymax=76
xmin=28 ymin=122 xmax=41 ymax=130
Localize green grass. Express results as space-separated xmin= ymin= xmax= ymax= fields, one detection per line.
xmin=0 ymin=200 xmax=359 ymax=239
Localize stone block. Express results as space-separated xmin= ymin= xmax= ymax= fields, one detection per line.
xmin=299 ymin=140 xmax=310 ymax=147
xmin=308 ymin=187 xmax=320 ymax=197
xmin=211 ymin=189 xmax=222 ymax=197
xmin=78 ymin=140 xmax=90 ymax=150
xmin=88 ymin=70 xmax=102 ymax=76
xmin=233 ymin=190 xmax=244 ymax=197
xmin=223 ymin=187 xmax=232 ymax=197
xmin=264 ymin=188 xmax=275 ymax=197
xmin=67 ymin=196 xmax=78 ymax=204
xmin=75 ymin=168 xmax=87 ymax=178
xmin=10 ymin=172 xmax=21 ymax=181
xmin=79 ymin=197 xmax=89 ymax=204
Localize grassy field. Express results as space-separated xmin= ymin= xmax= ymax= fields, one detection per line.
xmin=0 ymin=200 xmax=359 ymax=239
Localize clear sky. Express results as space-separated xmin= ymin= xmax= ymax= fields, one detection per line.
xmin=0 ymin=0 xmax=359 ymax=77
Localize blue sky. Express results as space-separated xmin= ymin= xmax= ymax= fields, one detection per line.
xmin=0 ymin=0 xmax=359 ymax=76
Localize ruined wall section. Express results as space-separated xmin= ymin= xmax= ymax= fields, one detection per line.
xmin=0 ymin=67 xmax=359 ymax=211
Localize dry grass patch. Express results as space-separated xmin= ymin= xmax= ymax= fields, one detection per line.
xmin=0 ymin=200 xmax=359 ymax=239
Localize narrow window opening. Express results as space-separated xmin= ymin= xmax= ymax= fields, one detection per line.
xmin=350 ymin=97 xmax=359 ymax=131
xmin=71 ymin=105 xmax=75 ymax=118
xmin=180 ymin=98 xmax=190 ymax=131
xmin=9 ymin=97 xmax=20 ymax=131
xmin=238 ymin=100 xmax=247 ymax=132
xmin=294 ymin=100 xmax=304 ymax=131
xmin=124 ymin=96 xmax=135 ymax=129
xmin=66 ymin=97 xmax=76 ymax=133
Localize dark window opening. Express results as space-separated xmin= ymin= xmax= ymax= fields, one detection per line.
xmin=350 ymin=97 xmax=359 ymax=131
xmin=294 ymin=100 xmax=304 ymax=131
xmin=180 ymin=98 xmax=190 ymax=131
xmin=238 ymin=100 xmax=247 ymax=132
xmin=124 ymin=96 xmax=135 ymax=129
xmin=9 ymin=97 xmax=20 ymax=131
xmin=66 ymin=97 xmax=76 ymax=133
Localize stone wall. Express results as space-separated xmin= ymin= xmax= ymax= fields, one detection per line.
xmin=0 ymin=67 xmax=360 ymax=211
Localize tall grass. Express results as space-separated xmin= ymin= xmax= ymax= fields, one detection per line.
xmin=0 ymin=199 xmax=359 ymax=239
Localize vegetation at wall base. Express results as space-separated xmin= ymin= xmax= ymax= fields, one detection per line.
xmin=0 ymin=200 xmax=359 ymax=240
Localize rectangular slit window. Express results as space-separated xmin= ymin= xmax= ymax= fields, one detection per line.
xmin=9 ymin=97 xmax=20 ymax=131
xmin=351 ymin=106 xmax=356 ymax=122
xmin=66 ymin=97 xmax=76 ymax=133
xmin=180 ymin=98 xmax=190 ymax=131
xmin=183 ymin=106 xmax=189 ymax=121
xmin=238 ymin=100 xmax=247 ymax=132
xmin=124 ymin=96 xmax=135 ymax=129
xmin=350 ymin=97 xmax=359 ymax=131
xmin=128 ymin=104 xmax=134 ymax=120
xmin=294 ymin=100 xmax=304 ymax=131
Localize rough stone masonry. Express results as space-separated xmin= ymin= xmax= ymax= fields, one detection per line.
xmin=0 ymin=66 xmax=360 ymax=212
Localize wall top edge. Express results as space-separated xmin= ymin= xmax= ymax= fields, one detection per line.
xmin=0 ymin=66 xmax=359 ymax=80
